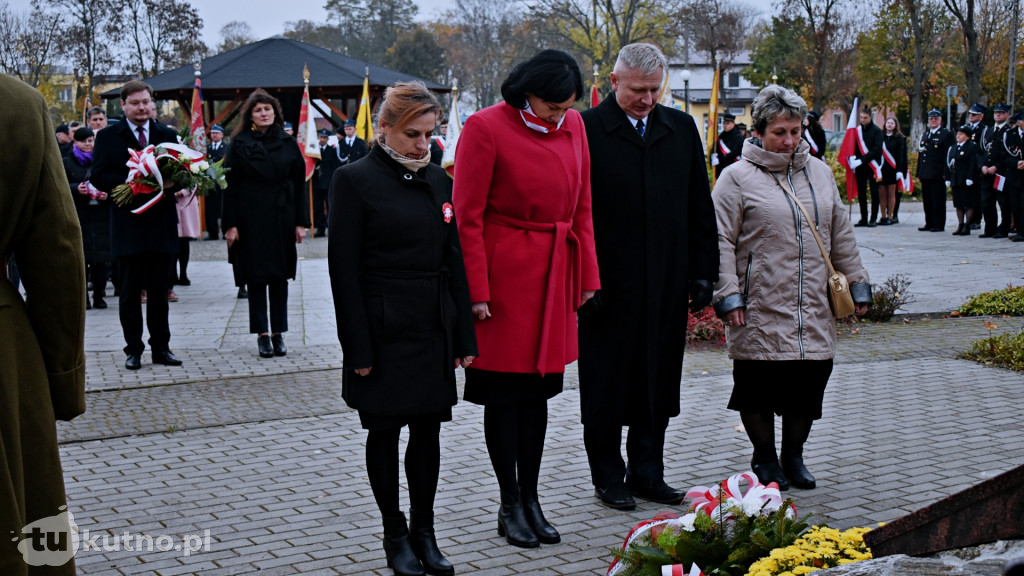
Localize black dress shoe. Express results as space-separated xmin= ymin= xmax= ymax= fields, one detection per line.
xmin=152 ymin=350 xmax=183 ymax=366
xmin=918 ymin=225 xmax=931 ymax=231
xmin=595 ymin=483 xmax=636 ymax=510
xmin=854 ymin=220 xmax=869 ymax=227
xmin=271 ymin=333 xmax=286 ymax=356
xmin=969 ymin=223 xmax=980 ymax=230
xmin=1012 ymin=235 xmax=1024 ymax=242
xmin=867 ymin=220 xmax=877 ymax=227
xmin=782 ymin=457 xmax=816 ymax=490
xmin=258 ymin=335 xmax=274 ymax=358
xmin=177 ymin=277 xmax=191 ymax=286
xmin=979 ymin=232 xmax=996 ymax=238
xmin=92 ymin=296 xmax=107 ymax=309
xmin=751 ymin=460 xmax=790 ymax=491
xmin=125 ymin=354 xmax=142 ymax=370
xmin=994 ymin=232 xmax=1009 ymax=238
xmin=237 ymin=286 xmax=248 ymax=299
xmin=930 ymin=227 xmax=945 ymax=232
xmin=626 ymin=476 xmax=685 ymax=505
xmin=891 ymin=216 xmax=899 ymax=224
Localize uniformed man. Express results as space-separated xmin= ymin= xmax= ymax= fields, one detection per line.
xmin=312 ymin=128 xmax=336 ymax=237
xmin=965 ymin=104 xmax=990 ymax=229
xmin=981 ymin=103 xmax=1013 ymax=238
xmin=1003 ymin=112 xmax=1024 ymax=242
xmin=712 ymin=113 xmax=744 ymax=178
xmin=917 ymin=108 xmax=955 ymax=232
xmin=849 ymin=106 xmax=883 ymax=226
xmin=204 ymin=124 xmax=227 ymax=240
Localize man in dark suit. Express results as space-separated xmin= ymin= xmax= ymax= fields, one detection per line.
xmin=336 ymin=118 xmax=368 ymax=165
xmin=917 ymin=108 xmax=955 ymax=232
xmin=848 ymin=106 xmax=884 ymax=226
xmin=713 ymin=112 xmax=744 ymax=177
xmin=90 ymin=80 xmax=183 ymax=370
xmin=982 ymin=103 xmax=1014 ymax=237
xmin=1004 ymin=112 xmax=1024 ymax=242
xmin=579 ymin=43 xmax=719 ymax=510
xmin=204 ymin=124 xmax=227 ymax=240
xmin=965 ymin=103 xmax=990 ymax=229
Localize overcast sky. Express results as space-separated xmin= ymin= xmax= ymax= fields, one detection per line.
xmin=6 ymin=0 xmax=456 ymax=47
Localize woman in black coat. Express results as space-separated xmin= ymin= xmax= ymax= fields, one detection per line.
xmin=329 ymin=81 xmax=477 ymax=576
xmin=63 ymin=126 xmax=111 ymax=309
xmin=803 ymin=110 xmax=828 ymax=160
xmin=878 ymin=116 xmax=908 ymax=225
xmin=223 ymin=89 xmax=309 ymax=358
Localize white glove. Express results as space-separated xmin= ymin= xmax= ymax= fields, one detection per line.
xmin=896 ymin=171 xmax=904 ymax=182
xmin=945 ymin=181 xmax=952 ymax=187
xmin=710 ymin=153 xmax=719 ymax=166
xmin=848 ymin=156 xmax=862 ymax=169
xmin=966 ymin=179 xmax=973 ymax=186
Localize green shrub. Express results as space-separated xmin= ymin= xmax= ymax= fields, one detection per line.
xmin=864 ymin=274 xmax=916 ymax=322
xmin=957 ymin=285 xmax=1024 ymax=316
xmin=959 ymin=322 xmax=1024 ymax=372
xmin=687 ymin=306 xmax=725 ymax=344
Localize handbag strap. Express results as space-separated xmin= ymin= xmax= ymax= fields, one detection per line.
xmin=762 ymin=168 xmax=839 ymax=278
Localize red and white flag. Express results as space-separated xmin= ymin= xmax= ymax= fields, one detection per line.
xmin=441 ymin=94 xmax=462 ymax=178
xmin=994 ymin=173 xmax=1006 ymax=191
xmin=297 ymin=65 xmax=321 ymax=181
xmin=837 ymin=98 xmax=860 ymax=201
xmin=188 ymin=73 xmax=206 ymax=153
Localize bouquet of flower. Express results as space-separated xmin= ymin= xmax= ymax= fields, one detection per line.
xmin=744 ymin=526 xmax=873 ymax=576
xmin=609 ymin=472 xmax=809 ymax=576
xmin=111 ymin=143 xmax=228 ymax=214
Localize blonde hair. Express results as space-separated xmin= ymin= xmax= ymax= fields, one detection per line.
xmin=377 ymin=81 xmax=442 ymax=135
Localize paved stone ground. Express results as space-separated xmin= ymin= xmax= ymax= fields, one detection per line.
xmin=51 ymin=200 xmax=1024 ymax=575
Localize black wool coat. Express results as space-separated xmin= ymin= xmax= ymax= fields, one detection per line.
xmin=63 ymin=154 xmax=111 ymax=262
xmin=90 ymin=118 xmax=180 ymax=258
xmin=945 ymin=140 xmax=982 ymax=187
xmin=222 ymin=126 xmax=310 ymax=285
xmin=328 ymin=145 xmax=477 ymax=416
xmin=578 ymin=95 xmax=719 ymax=425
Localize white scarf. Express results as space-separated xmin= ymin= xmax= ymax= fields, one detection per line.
xmin=379 ymin=139 xmax=431 ymax=172
xmin=519 ymin=103 xmax=565 ymax=134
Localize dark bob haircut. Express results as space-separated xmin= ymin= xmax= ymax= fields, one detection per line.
xmin=234 ymin=88 xmax=285 ymax=137
xmin=500 ymin=50 xmax=584 ymax=110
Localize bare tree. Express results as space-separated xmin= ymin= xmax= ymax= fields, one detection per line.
xmin=42 ymin=0 xmax=119 ymax=96
xmin=941 ymin=0 xmax=982 ymax=106
xmin=0 ymin=4 xmax=66 ymax=87
xmin=323 ymin=0 xmax=418 ymax=63
xmin=217 ymin=21 xmax=257 ymax=54
xmin=120 ymin=0 xmax=206 ymax=77
xmin=779 ymin=0 xmax=859 ymax=111
xmin=681 ymin=0 xmax=756 ymax=71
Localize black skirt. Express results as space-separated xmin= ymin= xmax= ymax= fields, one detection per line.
xmin=357 ymin=408 xmax=452 ymax=430
xmin=727 ymin=359 xmax=833 ymax=419
xmin=463 ymin=368 xmax=563 ymax=407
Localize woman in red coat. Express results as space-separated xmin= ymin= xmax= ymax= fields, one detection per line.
xmin=453 ymin=50 xmax=600 ymax=549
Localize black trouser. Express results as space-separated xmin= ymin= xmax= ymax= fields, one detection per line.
xmin=892 ymin=185 xmax=902 ymax=219
xmin=855 ymin=167 xmax=879 ymax=222
xmin=980 ymin=176 xmax=1002 ymax=234
xmin=87 ymin=261 xmax=108 ymax=299
xmin=118 ymin=253 xmax=173 ymax=355
xmin=1010 ymin=184 xmax=1024 ymax=235
xmin=204 ymin=190 xmax=221 ymax=240
xmin=583 ymin=416 xmax=669 ymax=489
xmin=921 ymin=178 xmax=947 ymax=230
xmin=313 ymin=187 xmax=329 ymax=232
xmin=366 ymin=421 xmax=441 ymax=517
xmin=247 ymin=278 xmax=288 ymax=334
xmin=173 ymin=237 xmax=190 ymax=282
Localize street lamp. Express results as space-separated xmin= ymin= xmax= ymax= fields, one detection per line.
xmin=679 ymin=69 xmax=691 ymax=114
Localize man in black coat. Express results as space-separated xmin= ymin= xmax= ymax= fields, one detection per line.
xmin=848 ymin=107 xmax=884 ymax=226
xmin=713 ymin=113 xmax=744 ymax=178
xmin=917 ymin=108 xmax=956 ymax=232
xmin=1004 ymin=113 xmax=1024 ymax=242
xmin=336 ymin=119 xmax=369 ymax=165
xmin=204 ymin=124 xmax=227 ymax=240
xmin=965 ymin=103 xmax=991 ymax=229
xmin=983 ymin=104 xmax=1015 ymax=238
xmin=312 ymin=128 xmax=336 ymax=237
xmin=90 ymin=80 xmax=183 ymax=370
xmin=579 ymin=43 xmax=719 ymax=510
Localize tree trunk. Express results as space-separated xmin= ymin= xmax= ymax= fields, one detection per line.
xmin=906 ymin=0 xmax=925 ymax=143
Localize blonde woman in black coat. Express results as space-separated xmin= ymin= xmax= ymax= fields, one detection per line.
xmin=329 ymin=81 xmax=477 ymax=576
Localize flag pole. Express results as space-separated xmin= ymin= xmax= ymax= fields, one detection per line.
xmin=304 ymin=64 xmax=315 ymax=229
xmin=192 ymin=62 xmax=207 ymax=235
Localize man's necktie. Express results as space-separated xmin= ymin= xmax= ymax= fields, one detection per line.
xmin=636 ymin=119 xmax=645 ymax=138
xmin=136 ymin=126 xmax=147 ymax=147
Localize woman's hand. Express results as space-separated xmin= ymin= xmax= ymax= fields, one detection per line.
xmin=355 ymin=367 xmax=372 ymax=376
xmin=854 ymin=303 xmax=869 ymax=316
xmin=724 ymin=308 xmax=746 ymax=328
xmin=225 ymin=227 xmax=239 ymax=248
xmin=77 ymin=182 xmax=90 ymax=195
xmin=472 ymin=302 xmax=491 ymax=320
xmin=581 ymin=290 xmax=596 ymax=305
xmin=295 ymin=226 xmax=306 ymax=244
xmin=455 ymin=355 xmax=476 ymax=369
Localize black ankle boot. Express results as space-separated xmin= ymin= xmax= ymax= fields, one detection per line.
xmin=751 ymin=458 xmax=790 ymax=491
xmin=271 ymin=333 xmax=286 ymax=356
xmin=383 ymin=514 xmax=425 ymax=576
xmin=257 ymin=335 xmax=273 ymax=358
xmin=409 ymin=509 xmax=454 ymax=576
xmin=520 ymin=488 xmax=560 ymax=544
xmin=496 ymin=491 xmax=538 ymax=548
xmin=781 ymin=456 xmax=816 ymax=489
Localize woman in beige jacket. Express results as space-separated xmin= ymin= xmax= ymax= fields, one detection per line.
xmin=712 ymin=85 xmax=872 ymax=491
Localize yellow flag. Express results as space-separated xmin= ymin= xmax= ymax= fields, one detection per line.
xmin=707 ymin=65 xmax=721 ymax=185
xmin=356 ymin=73 xmax=375 ymax=142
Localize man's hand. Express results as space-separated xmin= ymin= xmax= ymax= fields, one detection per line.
xmin=296 ymin=226 xmax=306 ymax=244
xmin=848 ymin=156 xmax=862 ymax=169
xmin=225 ymin=227 xmax=239 ymax=248
xmin=688 ymin=279 xmax=713 ymax=312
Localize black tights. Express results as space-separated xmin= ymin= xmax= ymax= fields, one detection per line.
xmin=176 ymin=237 xmax=191 ymax=281
xmin=740 ymin=412 xmax=814 ymax=463
xmin=365 ymin=421 xmax=441 ymax=518
xmin=483 ymin=399 xmax=548 ymax=499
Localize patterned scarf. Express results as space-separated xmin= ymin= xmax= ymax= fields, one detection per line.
xmin=379 ymin=139 xmax=431 ymax=172
xmin=519 ymin=103 xmax=565 ymax=134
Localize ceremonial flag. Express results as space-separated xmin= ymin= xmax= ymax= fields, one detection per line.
xmin=591 ymin=82 xmax=599 ymax=108
xmin=297 ymin=65 xmax=321 ymax=181
xmin=837 ymin=98 xmax=860 ymax=201
xmin=994 ymin=173 xmax=1005 ymax=191
xmin=188 ymin=72 xmax=206 ymax=152
xmin=356 ymin=71 xmax=375 ymax=142
xmin=658 ymin=68 xmax=674 ymax=107
xmin=707 ymin=65 xmax=721 ymax=184
xmin=441 ymin=91 xmax=462 ymax=178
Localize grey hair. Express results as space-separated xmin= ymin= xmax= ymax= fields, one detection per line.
xmin=751 ymin=84 xmax=807 ymax=135
xmin=613 ymin=43 xmax=668 ymax=77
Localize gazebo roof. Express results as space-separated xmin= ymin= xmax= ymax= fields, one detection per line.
xmin=102 ymin=35 xmax=448 ymax=102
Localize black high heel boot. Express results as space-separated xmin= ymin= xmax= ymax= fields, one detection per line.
xmin=520 ymin=488 xmax=559 ymax=544
xmin=781 ymin=417 xmax=816 ymax=489
xmin=496 ymin=491 xmax=539 ymax=548
xmin=383 ymin=513 xmax=425 ymax=576
xmin=409 ymin=509 xmax=454 ymax=576
xmin=257 ymin=335 xmax=273 ymax=358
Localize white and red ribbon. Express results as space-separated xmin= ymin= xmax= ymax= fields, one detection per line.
xmin=882 ymin=142 xmax=897 ymax=169
xmin=805 ymin=129 xmax=819 ymax=155
xmin=519 ymin=103 xmax=564 ymax=134
xmin=124 ymin=143 xmax=205 ymax=214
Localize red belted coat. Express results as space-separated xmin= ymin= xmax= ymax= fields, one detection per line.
xmin=453 ymin=101 xmax=600 ymax=375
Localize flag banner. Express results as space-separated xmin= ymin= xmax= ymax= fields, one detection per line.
xmin=356 ymin=73 xmax=375 ymax=142
xmin=189 ymin=76 xmax=206 ymax=152
xmin=994 ymin=173 xmax=1005 ymax=191
xmin=870 ymin=159 xmax=883 ymax=181
xmin=898 ymin=173 xmax=914 ymax=194
xmin=441 ymin=94 xmax=462 ymax=177
xmin=591 ymin=82 xmax=599 ymax=108
xmin=297 ymin=74 xmax=321 ymax=181
xmin=837 ymin=98 xmax=860 ymax=201
xmin=707 ymin=66 xmax=721 ymax=184
xmin=805 ymin=129 xmax=819 ymax=155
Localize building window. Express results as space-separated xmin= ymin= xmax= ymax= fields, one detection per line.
xmin=833 ymin=113 xmax=843 ymax=134
xmin=728 ymin=72 xmax=740 ymax=88
xmin=59 ymin=87 xmax=73 ymax=103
